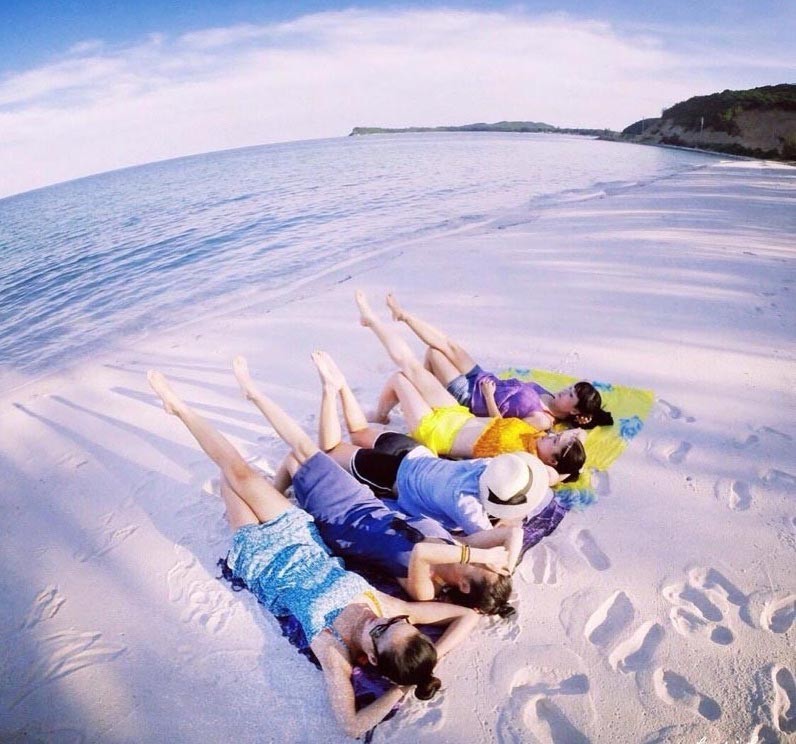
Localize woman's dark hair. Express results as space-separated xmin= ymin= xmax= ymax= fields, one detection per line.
xmin=573 ymin=382 xmax=614 ymax=429
xmin=445 ymin=570 xmax=513 ymax=617
xmin=555 ymin=439 xmax=586 ymax=483
xmin=376 ymin=630 xmax=441 ymax=700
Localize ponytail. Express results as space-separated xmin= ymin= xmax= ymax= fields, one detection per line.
xmin=376 ymin=631 xmax=441 ymax=699
xmin=573 ymin=382 xmax=613 ymax=430
xmin=414 ymin=675 xmax=442 ymax=700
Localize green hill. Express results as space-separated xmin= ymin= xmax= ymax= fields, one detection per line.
xmin=625 ymin=84 xmax=796 ymax=160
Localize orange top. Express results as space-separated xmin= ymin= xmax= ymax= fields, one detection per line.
xmin=472 ymin=417 xmax=544 ymax=458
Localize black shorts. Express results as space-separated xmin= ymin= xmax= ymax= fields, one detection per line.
xmin=350 ymin=432 xmax=421 ymax=498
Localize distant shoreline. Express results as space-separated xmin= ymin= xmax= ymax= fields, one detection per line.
xmin=349 ymin=124 xmax=795 ymax=164
xmin=350 ymin=122 xmax=615 ymax=137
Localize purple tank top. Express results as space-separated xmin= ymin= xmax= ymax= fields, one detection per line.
xmin=470 ymin=373 xmax=550 ymax=419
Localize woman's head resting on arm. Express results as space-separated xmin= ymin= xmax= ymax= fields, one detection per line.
xmin=442 ymin=566 xmax=514 ymax=618
xmin=369 ymin=616 xmax=442 ymax=700
xmin=551 ymin=382 xmax=613 ymax=429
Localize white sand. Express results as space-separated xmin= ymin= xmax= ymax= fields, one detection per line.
xmin=1 ymin=159 xmax=794 ymax=743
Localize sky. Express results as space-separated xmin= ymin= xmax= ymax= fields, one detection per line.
xmin=1 ymin=1 xmax=793 ymax=199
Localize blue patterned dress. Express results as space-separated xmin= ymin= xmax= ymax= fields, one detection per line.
xmin=227 ymin=506 xmax=370 ymax=645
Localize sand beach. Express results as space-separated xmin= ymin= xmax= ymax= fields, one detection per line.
xmin=1 ymin=157 xmax=794 ymax=743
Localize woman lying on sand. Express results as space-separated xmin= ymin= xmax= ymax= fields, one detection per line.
xmin=232 ymin=354 xmax=515 ymax=616
xmin=384 ymin=293 xmax=613 ymax=430
xmin=309 ymin=351 xmax=547 ymax=556
xmin=148 ymin=370 xmax=479 ymax=738
xmin=356 ymin=291 xmax=586 ymax=484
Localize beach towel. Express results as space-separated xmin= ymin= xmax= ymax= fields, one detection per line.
xmin=217 ymin=371 xmax=651 ymax=732
xmin=216 ymin=495 xmax=565 ymax=718
xmin=218 ymin=556 xmax=444 ymax=739
xmin=500 ymin=368 xmax=655 ymax=508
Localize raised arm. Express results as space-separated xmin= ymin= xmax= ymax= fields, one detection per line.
xmin=401 ymin=601 xmax=480 ymax=660
xmin=406 ymin=542 xmax=510 ymax=600
xmin=315 ymin=640 xmax=408 ymax=738
xmin=480 ymin=378 xmax=502 ymax=418
xmin=458 ymin=525 xmax=523 ymax=573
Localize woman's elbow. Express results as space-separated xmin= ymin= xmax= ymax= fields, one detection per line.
xmin=343 ymin=721 xmax=366 ymax=739
xmin=412 ymin=583 xmax=436 ymax=602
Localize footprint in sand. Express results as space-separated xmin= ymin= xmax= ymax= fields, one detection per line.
xmin=756 ymin=426 xmax=793 ymax=442
xmin=714 ymin=478 xmax=754 ymax=511
xmin=519 ymin=544 xmax=561 ymax=585
xmin=647 ymin=439 xmax=692 ymax=465
xmin=653 ymin=668 xmax=721 ymax=721
xmin=772 ymin=665 xmax=796 ymax=734
xmin=73 ymin=521 xmax=138 ymax=563
xmin=663 ymin=567 xmax=748 ymax=647
xmin=733 ymin=433 xmax=760 ymax=449
xmin=760 ymin=469 xmax=796 ymax=491
xmin=666 ymin=441 xmax=691 ymax=464
xmin=607 ymin=621 xmax=665 ymax=674
xmin=391 ymin=689 xmax=447 ymax=732
xmin=6 ymin=589 xmax=125 ymax=711
xmin=573 ymin=529 xmax=610 ymax=571
xmin=492 ymin=646 xmax=591 ymax=744
xmin=655 ymin=399 xmax=696 ymax=424
xmin=55 ymin=451 xmax=89 ymax=469
xmin=751 ymin=723 xmax=782 ymax=744
xmin=19 ymin=586 xmax=65 ymax=630
xmin=12 ymin=630 xmax=127 ymax=708
xmin=761 ymin=594 xmax=795 ymax=634
xmin=591 ymin=470 xmax=610 ymax=498
xmin=167 ymin=546 xmax=237 ymax=634
xmin=525 ymin=697 xmax=590 ymax=744
xmin=584 ymin=591 xmax=635 ymax=649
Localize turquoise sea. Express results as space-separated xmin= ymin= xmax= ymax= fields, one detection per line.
xmin=0 ymin=133 xmax=718 ymax=388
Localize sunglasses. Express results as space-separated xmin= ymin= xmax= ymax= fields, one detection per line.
xmin=369 ymin=615 xmax=410 ymax=661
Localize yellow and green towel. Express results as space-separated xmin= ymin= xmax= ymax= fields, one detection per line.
xmin=500 ymin=368 xmax=655 ymax=508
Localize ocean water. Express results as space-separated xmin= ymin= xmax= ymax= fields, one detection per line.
xmin=0 ymin=133 xmax=717 ymax=388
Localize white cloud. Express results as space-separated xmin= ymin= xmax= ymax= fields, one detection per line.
xmin=0 ymin=8 xmax=791 ymax=198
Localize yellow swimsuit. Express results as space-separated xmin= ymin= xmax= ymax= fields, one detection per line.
xmin=412 ymin=404 xmax=475 ymax=456
xmin=472 ymin=417 xmax=544 ymax=458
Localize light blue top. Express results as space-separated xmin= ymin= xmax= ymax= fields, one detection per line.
xmin=227 ymin=506 xmax=369 ymax=645
xmin=395 ymin=455 xmax=491 ymax=535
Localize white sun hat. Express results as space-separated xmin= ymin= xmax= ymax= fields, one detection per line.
xmin=478 ymin=452 xmax=551 ymax=520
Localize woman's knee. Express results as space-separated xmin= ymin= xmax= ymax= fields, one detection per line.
xmin=426 ymin=347 xmax=449 ymax=373
xmin=391 ymin=371 xmax=416 ymax=397
xmin=226 ymin=459 xmax=259 ymax=491
xmin=446 ymin=340 xmax=474 ymax=370
xmin=399 ymin=357 xmax=429 ymax=386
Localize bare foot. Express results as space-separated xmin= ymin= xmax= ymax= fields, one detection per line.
xmin=355 ymin=289 xmax=376 ymax=328
xmin=311 ymin=350 xmax=346 ymax=390
xmin=385 ymin=292 xmax=405 ymax=322
xmin=232 ymin=356 xmax=257 ymax=400
xmin=147 ymin=370 xmax=181 ymax=415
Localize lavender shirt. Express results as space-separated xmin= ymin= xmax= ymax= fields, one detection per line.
xmin=469 ymin=373 xmax=551 ymax=419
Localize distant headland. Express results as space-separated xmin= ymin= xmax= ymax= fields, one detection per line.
xmin=622 ymin=84 xmax=795 ymax=160
xmin=350 ymin=84 xmax=796 ymax=161
xmin=349 ymin=121 xmax=612 ymax=137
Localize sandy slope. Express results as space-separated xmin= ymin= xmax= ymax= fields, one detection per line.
xmin=1 ymin=159 xmax=794 ymax=743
